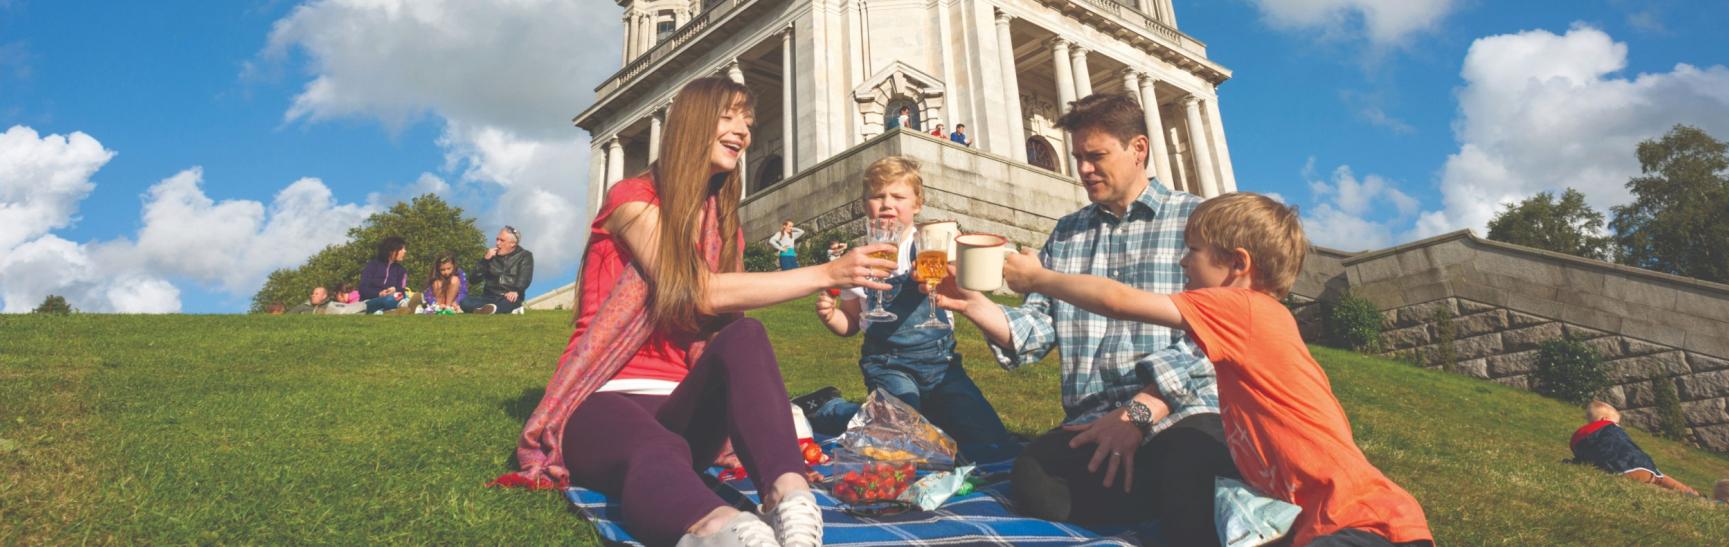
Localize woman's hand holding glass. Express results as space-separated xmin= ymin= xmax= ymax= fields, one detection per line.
xmin=823 ymin=244 xmax=897 ymax=292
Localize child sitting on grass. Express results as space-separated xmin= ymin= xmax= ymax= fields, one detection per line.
xmin=799 ymin=156 xmax=1021 ymax=464
xmin=1571 ymin=401 xmax=1728 ymax=501
xmin=1000 ymin=192 xmax=1433 ymax=546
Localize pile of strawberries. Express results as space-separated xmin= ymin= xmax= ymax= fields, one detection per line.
xmin=830 ymin=462 xmax=919 ymax=504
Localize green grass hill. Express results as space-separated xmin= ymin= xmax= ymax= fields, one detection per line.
xmin=3 ymin=298 xmax=1727 ymax=544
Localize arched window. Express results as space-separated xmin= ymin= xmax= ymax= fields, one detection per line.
xmin=1027 ymin=136 xmax=1060 ymax=172
xmin=755 ymin=154 xmax=785 ymax=193
xmin=883 ymin=98 xmax=921 ymax=132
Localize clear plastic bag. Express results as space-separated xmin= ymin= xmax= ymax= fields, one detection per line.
xmin=832 ymin=388 xmax=958 ymax=470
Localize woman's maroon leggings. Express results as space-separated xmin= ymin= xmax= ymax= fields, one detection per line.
xmin=562 ymin=318 xmax=804 ymax=546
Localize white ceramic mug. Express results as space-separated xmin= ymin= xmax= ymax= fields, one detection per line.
xmin=956 ymin=233 xmax=1014 ymax=292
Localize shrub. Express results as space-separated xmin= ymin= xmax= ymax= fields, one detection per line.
xmin=744 ymin=241 xmax=778 ymax=272
xmin=1533 ymin=337 xmax=1608 ymax=405
xmin=1652 ymin=375 xmax=1688 ymax=441
xmin=1325 ymin=291 xmax=1383 ymax=352
xmin=32 ymin=294 xmax=73 ymax=314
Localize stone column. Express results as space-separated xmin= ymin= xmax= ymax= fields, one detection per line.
xmin=1167 ymin=125 xmax=1189 ymax=193
xmin=1120 ymin=70 xmax=1139 ymax=98
xmin=995 ymin=11 xmax=1026 ymax=162
xmin=1182 ymin=96 xmax=1218 ymax=197
xmin=588 ymin=140 xmax=608 ymax=217
xmin=622 ymin=14 xmax=635 ymax=61
xmin=1138 ymin=75 xmax=1176 ymax=189
xmin=1069 ymin=46 xmax=1093 ymax=98
xmin=639 ymin=13 xmax=654 ymax=52
xmin=1204 ymin=96 xmax=1237 ymax=193
xmin=1049 ymin=38 xmax=1076 ymax=175
xmin=648 ymin=112 xmax=663 ymax=163
xmin=781 ymin=25 xmax=796 ymax=176
xmin=1049 ymin=38 xmax=1076 ymax=111
xmin=605 ymin=137 xmax=626 ymax=188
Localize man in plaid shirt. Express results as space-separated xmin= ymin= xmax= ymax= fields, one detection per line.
xmin=932 ymin=94 xmax=1236 ymax=546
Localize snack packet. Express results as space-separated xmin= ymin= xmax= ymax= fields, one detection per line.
xmin=898 ymin=464 xmax=975 ymax=511
xmin=832 ymin=389 xmax=958 ymax=470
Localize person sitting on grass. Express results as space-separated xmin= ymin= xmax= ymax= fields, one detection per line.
xmin=999 ymin=192 xmax=1434 ymax=547
xmin=492 ymin=77 xmax=897 ymax=547
xmin=801 ymin=156 xmax=1021 ymax=464
xmin=287 ymin=286 xmax=331 ymax=314
xmin=335 ymin=282 xmax=360 ymax=304
xmin=462 ymin=226 xmax=533 ymax=315
xmin=288 ymin=285 xmax=365 ymax=315
xmin=1571 ymin=401 xmax=1727 ymax=501
xmin=360 ymin=236 xmax=417 ymax=314
xmin=422 ymin=252 xmax=467 ymax=314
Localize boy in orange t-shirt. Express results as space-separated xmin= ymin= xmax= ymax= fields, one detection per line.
xmin=1001 ymin=193 xmax=1433 ymax=546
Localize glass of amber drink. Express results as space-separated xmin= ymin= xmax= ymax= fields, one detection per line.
xmin=862 ymin=218 xmax=904 ymax=323
xmin=912 ymin=221 xmax=956 ymax=329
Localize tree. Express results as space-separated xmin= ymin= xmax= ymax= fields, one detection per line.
xmin=1610 ymin=125 xmax=1729 ymax=283
xmin=32 ymin=294 xmax=73 ymax=314
xmin=250 ymin=194 xmax=488 ymax=313
xmin=1485 ymin=188 xmax=1612 ymax=260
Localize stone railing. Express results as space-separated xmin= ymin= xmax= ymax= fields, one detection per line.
xmin=594 ymin=0 xmax=746 ymax=98
xmin=1296 ymin=230 xmax=1729 ymax=452
xmin=1054 ymin=0 xmax=1208 ymax=56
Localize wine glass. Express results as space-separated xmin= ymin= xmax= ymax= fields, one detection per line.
xmin=861 ymin=218 xmax=904 ymax=323
xmin=912 ymin=222 xmax=956 ymax=329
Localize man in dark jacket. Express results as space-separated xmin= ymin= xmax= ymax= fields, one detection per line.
xmin=462 ymin=226 xmax=534 ymax=314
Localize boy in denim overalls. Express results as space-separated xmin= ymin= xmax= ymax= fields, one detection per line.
xmin=803 ymin=156 xmax=1021 ymax=463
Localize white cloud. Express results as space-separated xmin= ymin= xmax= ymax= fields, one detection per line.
xmin=1417 ymin=24 xmax=1729 ymax=237
xmin=0 ymin=125 xmax=114 ymax=251
xmin=0 ymin=234 xmax=182 ymax=314
xmin=1299 ymin=162 xmax=1420 ymax=251
xmin=1249 ymin=0 xmax=1458 ymax=47
xmin=260 ymin=0 xmax=619 ymax=276
xmin=0 ymin=127 xmax=374 ymax=313
xmin=131 ymin=168 xmax=373 ymax=293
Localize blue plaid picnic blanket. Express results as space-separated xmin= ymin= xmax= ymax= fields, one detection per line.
xmin=563 ymin=458 xmax=1163 ymax=546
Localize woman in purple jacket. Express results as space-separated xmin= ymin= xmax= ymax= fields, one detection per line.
xmin=360 ymin=236 xmax=411 ymax=314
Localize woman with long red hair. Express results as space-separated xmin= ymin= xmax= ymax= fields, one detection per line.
xmin=493 ymin=77 xmax=894 ymax=547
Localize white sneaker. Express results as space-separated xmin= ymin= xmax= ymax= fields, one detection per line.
xmin=765 ymin=490 xmax=823 ymax=547
xmin=674 ymin=511 xmax=780 ymax=547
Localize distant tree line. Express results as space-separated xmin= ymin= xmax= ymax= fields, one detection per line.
xmin=1486 ymin=124 xmax=1728 ymax=283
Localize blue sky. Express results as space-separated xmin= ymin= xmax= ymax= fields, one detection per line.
xmin=1 ymin=0 xmax=1725 ymax=313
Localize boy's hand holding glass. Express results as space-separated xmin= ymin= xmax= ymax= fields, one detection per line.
xmin=1000 ymin=249 xmax=1047 ymax=294
xmin=913 ymin=223 xmax=957 ymax=329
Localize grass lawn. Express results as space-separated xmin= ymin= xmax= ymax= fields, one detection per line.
xmin=3 ymin=298 xmax=1728 ymax=544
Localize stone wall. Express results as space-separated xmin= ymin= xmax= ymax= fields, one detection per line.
xmin=1300 ymin=230 xmax=1729 ymax=452
xmin=740 ymin=128 xmax=1087 ymax=247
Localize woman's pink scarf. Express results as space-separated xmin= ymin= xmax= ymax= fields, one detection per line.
xmin=489 ymin=197 xmax=724 ymax=490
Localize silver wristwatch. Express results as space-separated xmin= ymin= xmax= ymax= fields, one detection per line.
xmin=1126 ymin=400 xmax=1155 ymax=430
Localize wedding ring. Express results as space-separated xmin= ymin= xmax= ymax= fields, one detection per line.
xmin=1111 ymin=450 xmax=1122 ymax=457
